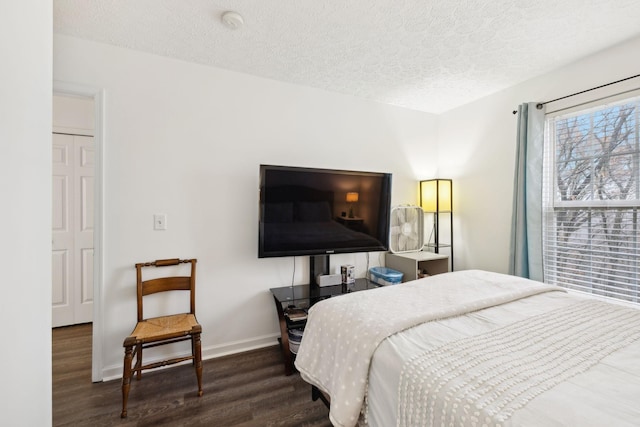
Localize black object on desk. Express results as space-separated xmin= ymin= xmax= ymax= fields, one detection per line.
xmin=270 ymin=278 xmax=379 ymax=375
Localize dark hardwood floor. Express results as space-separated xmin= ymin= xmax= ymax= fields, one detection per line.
xmin=53 ymin=324 xmax=331 ymax=426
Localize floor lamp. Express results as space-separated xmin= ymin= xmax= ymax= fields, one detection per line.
xmin=420 ymin=179 xmax=453 ymax=271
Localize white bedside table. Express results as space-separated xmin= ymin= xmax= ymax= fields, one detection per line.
xmin=385 ymin=251 xmax=449 ymax=282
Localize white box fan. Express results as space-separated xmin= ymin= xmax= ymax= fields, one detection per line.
xmin=389 ymin=206 xmax=424 ymax=253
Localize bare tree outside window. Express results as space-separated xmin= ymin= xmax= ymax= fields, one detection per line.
xmin=543 ymin=98 xmax=639 ymax=303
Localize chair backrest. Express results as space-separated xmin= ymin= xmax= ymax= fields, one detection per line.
xmin=135 ymin=258 xmax=197 ymax=322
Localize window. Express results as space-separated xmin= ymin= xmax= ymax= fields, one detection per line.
xmin=543 ymin=95 xmax=640 ymax=304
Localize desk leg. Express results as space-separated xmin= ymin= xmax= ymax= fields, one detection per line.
xmin=273 ymin=295 xmax=293 ymax=375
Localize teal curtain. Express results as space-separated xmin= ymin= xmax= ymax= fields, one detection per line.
xmin=509 ymin=102 xmax=545 ymax=281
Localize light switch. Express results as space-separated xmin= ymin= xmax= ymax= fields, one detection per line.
xmin=154 ymin=214 xmax=167 ymax=230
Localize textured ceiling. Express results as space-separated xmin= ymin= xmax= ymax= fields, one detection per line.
xmin=53 ymin=0 xmax=640 ymax=113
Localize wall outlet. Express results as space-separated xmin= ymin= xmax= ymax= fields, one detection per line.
xmin=153 ymin=214 xmax=167 ymax=230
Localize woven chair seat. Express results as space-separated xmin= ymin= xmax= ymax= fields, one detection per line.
xmin=128 ymin=313 xmax=199 ymax=343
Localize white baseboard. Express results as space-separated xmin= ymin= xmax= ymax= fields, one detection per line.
xmin=101 ymin=333 xmax=280 ymax=381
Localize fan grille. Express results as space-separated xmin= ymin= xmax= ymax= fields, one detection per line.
xmin=389 ymin=206 xmax=424 ymax=253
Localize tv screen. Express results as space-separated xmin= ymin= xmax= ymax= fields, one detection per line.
xmin=258 ymin=165 xmax=392 ymax=258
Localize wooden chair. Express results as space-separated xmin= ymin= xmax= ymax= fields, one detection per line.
xmin=121 ymin=258 xmax=203 ymax=418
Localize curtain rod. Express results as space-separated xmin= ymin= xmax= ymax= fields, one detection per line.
xmin=511 ymin=73 xmax=640 ymax=114
xmin=536 ymin=73 xmax=640 ymax=109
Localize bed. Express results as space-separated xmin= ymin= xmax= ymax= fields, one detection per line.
xmin=294 ymin=270 xmax=640 ymax=427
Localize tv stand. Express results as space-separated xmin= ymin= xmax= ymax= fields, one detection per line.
xmin=270 ymin=278 xmax=379 ymax=375
xmin=309 ymin=254 xmax=330 ymax=288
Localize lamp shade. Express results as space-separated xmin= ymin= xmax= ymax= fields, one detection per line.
xmin=346 ymin=192 xmax=359 ymax=203
xmin=420 ymin=179 xmax=452 ymax=212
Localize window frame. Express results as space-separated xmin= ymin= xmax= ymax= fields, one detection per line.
xmin=542 ymin=90 xmax=640 ymax=305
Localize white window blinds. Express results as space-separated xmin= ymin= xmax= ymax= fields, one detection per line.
xmin=543 ymin=95 xmax=640 ymax=304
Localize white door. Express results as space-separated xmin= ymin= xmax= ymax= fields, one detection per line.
xmin=52 ymin=133 xmax=95 ymax=327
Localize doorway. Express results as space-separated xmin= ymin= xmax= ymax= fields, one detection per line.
xmin=52 ymin=94 xmax=95 ymax=327
xmin=53 ymin=82 xmax=104 ymax=382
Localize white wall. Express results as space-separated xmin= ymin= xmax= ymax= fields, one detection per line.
xmin=437 ymin=35 xmax=640 ymax=273
xmin=0 ymin=2 xmax=52 ymax=425
xmin=53 ymin=35 xmax=439 ymax=378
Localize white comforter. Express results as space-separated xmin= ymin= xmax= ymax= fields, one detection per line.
xmin=366 ymin=286 xmax=640 ymax=427
xmin=394 ymin=298 xmax=640 ymax=426
xmin=294 ymin=270 xmax=563 ymax=427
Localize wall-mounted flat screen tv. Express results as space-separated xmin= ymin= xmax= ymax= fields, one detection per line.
xmin=258 ymin=165 xmax=392 ymax=258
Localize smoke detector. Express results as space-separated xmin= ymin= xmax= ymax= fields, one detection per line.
xmin=221 ymin=11 xmax=244 ymax=30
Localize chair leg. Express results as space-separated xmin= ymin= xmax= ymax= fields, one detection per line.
xmin=121 ymin=344 xmax=134 ymax=418
xmin=191 ymin=337 xmax=196 ymax=366
xmin=194 ymin=333 xmax=203 ymax=397
xmin=135 ymin=343 xmax=143 ymax=380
